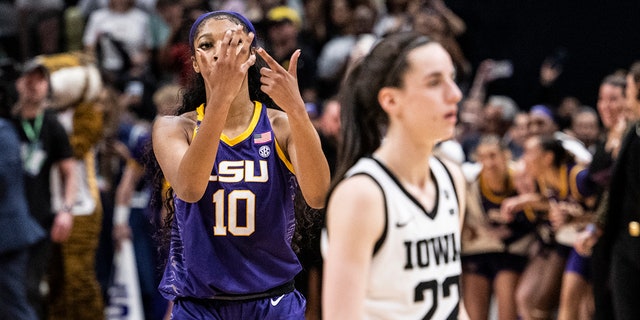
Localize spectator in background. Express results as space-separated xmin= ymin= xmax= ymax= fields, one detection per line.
xmin=315 ymin=97 xmax=341 ymax=175
xmin=528 ymin=105 xmax=558 ymax=137
xmin=155 ymin=0 xmax=196 ymax=87
xmin=582 ymin=61 xmax=640 ymax=320
xmin=16 ymin=0 xmax=65 ymax=61
xmin=264 ymin=5 xmax=320 ymax=118
xmin=555 ymin=96 xmax=582 ymax=132
xmin=504 ymin=112 xmax=531 ymax=160
xmin=316 ymin=0 xmax=378 ymax=101
xmin=457 ymin=59 xmax=515 ymax=151
xmin=83 ymin=0 xmax=160 ymax=122
xmin=529 ymin=104 xmax=592 ymax=165
xmin=460 ymin=95 xmax=519 ymax=161
xmin=411 ymin=4 xmax=470 ymax=83
xmin=300 ymin=0 xmax=330 ymax=54
xmin=560 ymin=75 xmax=626 ymax=319
xmin=574 ymin=72 xmax=628 ymax=320
xmin=111 ymin=84 xmax=180 ymax=320
xmin=245 ymin=0 xmax=286 ymax=43
xmin=83 ymin=0 xmax=153 ymax=90
xmin=147 ymin=0 xmax=183 ymax=80
xmin=461 ymin=135 xmax=536 ymax=320
xmin=11 ymin=59 xmax=76 ymax=320
xmin=372 ymin=0 xmax=414 ymax=37
xmin=568 ymin=107 xmax=601 ymax=154
xmin=0 ymin=116 xmax=46 ymax=320
xmin=502 ymin=135 xmax=597 ymax=320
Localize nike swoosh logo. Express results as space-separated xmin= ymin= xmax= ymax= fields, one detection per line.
xmin=270 ymin=294 xmax=285 ymax=306
xmin=396 ymin=217 xmax=414 ymax=228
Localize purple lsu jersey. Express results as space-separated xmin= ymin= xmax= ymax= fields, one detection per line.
xmin=159 ymin=101 xmax=301 ymax=300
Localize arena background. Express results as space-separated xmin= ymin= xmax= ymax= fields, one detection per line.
xmin=447 ymin=0 xmax=640 ymax=111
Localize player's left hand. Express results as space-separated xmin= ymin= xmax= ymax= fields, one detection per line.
xmin=256 ymin=48 xmax=305 ymax=115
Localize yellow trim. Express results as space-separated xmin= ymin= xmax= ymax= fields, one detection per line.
xmin=479 ymin=172 xmax=515 ymax=204
xmin=275 ymin=140 xmax=295 ymax=174
xmin=84 ymin=151 xmax=100 ymax=204
xmin=194 ymin=104 xmax=205 ymax=138
xmin=558 ymin=164 xmax=568 ymax=199
xmin=221 ymin=101 xmax=262 ymax=146
xmin=538 ymin=164 xmax=568 ymax=200
xmin=524 ymin=205 xmax=537 ymax=222
xmin=569 ymin=164 xmax=586 ymax=202
xmin=193 ymin=102 xmax=263 ymax=146
xmin=39 ymin=52 xmax=83 ymax=72
xmin=126 ymin=158 xmax=143 ymax=169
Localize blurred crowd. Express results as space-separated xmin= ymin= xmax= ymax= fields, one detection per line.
xmin=1 ymin=0 xmax=639 ymax=319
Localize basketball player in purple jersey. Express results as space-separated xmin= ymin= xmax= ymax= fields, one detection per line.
xmin=151 ymin=11 xmax=330 ymax=319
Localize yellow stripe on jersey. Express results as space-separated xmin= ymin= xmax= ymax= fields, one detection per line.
xmin=194 ymin=104 xmax=204 ymax=138
xmin=275 ymin=140 xmax=295 ymax=174
xmin=479 ymin=172 xmax=515 ymax=205
xmin=569 ymin=164 xmax=586 ymax=202
xmin=537 ymin=163 xmax=569 ymax=200
xmin=222 ymin=102 xmax=262 ymax=146
xmin=193 ymin=102 xmax=263 ymax=147
xmin=523 ymin=205 xmax=537 ymax=222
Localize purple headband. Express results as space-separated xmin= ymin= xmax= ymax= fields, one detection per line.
xmin=530 ymin=104 xmax=554 ymax=120
xmin=189 ymin=11 xmax=257 ymax=52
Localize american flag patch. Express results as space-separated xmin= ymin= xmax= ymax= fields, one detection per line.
xmin=253 ymin=131 xmax=272 ymax=144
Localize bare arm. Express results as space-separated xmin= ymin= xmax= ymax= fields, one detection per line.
xmin=112 ymin=160 xmax=145 ymax=249
xmin=51 ymin=157 xmax=76 ymax=243
xmin=322 ymin=176 xmax=386 ymax=319
xmin=257 ymin=48 xmax=330 ymax=208
xmin=429 ymin=0 xmax=467 ymax=36
xmin=500 ymin=192 xmax=548 ymax=222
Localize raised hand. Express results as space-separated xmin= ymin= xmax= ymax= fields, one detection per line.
xmin=196 ymin=25 xmax=256 ymax=105
xmin=256 ymin=47 xmax=305 ymax=115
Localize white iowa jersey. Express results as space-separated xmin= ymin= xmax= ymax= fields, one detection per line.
xmin=325 ymin=156 xmax=462 ymax=320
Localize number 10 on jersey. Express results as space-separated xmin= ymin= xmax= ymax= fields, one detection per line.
xmin=212 ymin=189 xmax=256 ymax=236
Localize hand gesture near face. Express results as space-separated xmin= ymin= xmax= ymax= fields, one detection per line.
xmin=195 ymin=25 xmax=256 ymax=105
xmin=256 ymin=48 xmax=305 ymax=115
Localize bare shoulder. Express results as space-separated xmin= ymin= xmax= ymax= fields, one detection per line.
xmin=152 ymin=112 xmax=197 ymax=142
xmin=331 ymin=174 xmax=384 ymax=202
xmin=267 ymin=108 xmax=289 ymax=130
xmin=327 ymin=174 xmax=386 ymax=241
xmin=267 ymin=108 xmax=291 ymax=148
xmin=328 ymin=174 xmax=385 ymax=221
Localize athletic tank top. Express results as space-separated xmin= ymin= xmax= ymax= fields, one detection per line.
xmin=324 ymin=156 xmax=462 ymax=319
xmin=536 ymin=162 xmax=596 ymax=246
xmin=461 ymin=169 xmax=536 ymax=256
xmin=159 ymin=101 xmax=301 ymax=299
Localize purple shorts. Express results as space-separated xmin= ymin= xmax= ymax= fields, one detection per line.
xmin=564 ymin=248 xmax=591 ymax=280
xmin=462 ymin=252 xmax=528 ymax=281
xmin=171 ymin=290 xmax=306 ymax=319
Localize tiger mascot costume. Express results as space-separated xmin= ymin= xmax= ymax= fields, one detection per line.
xmin=35 ymin=52 xmax=106 ymax=319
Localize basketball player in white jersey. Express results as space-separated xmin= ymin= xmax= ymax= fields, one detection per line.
xmin=322 ymin=32 xmax=467 ymax=319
